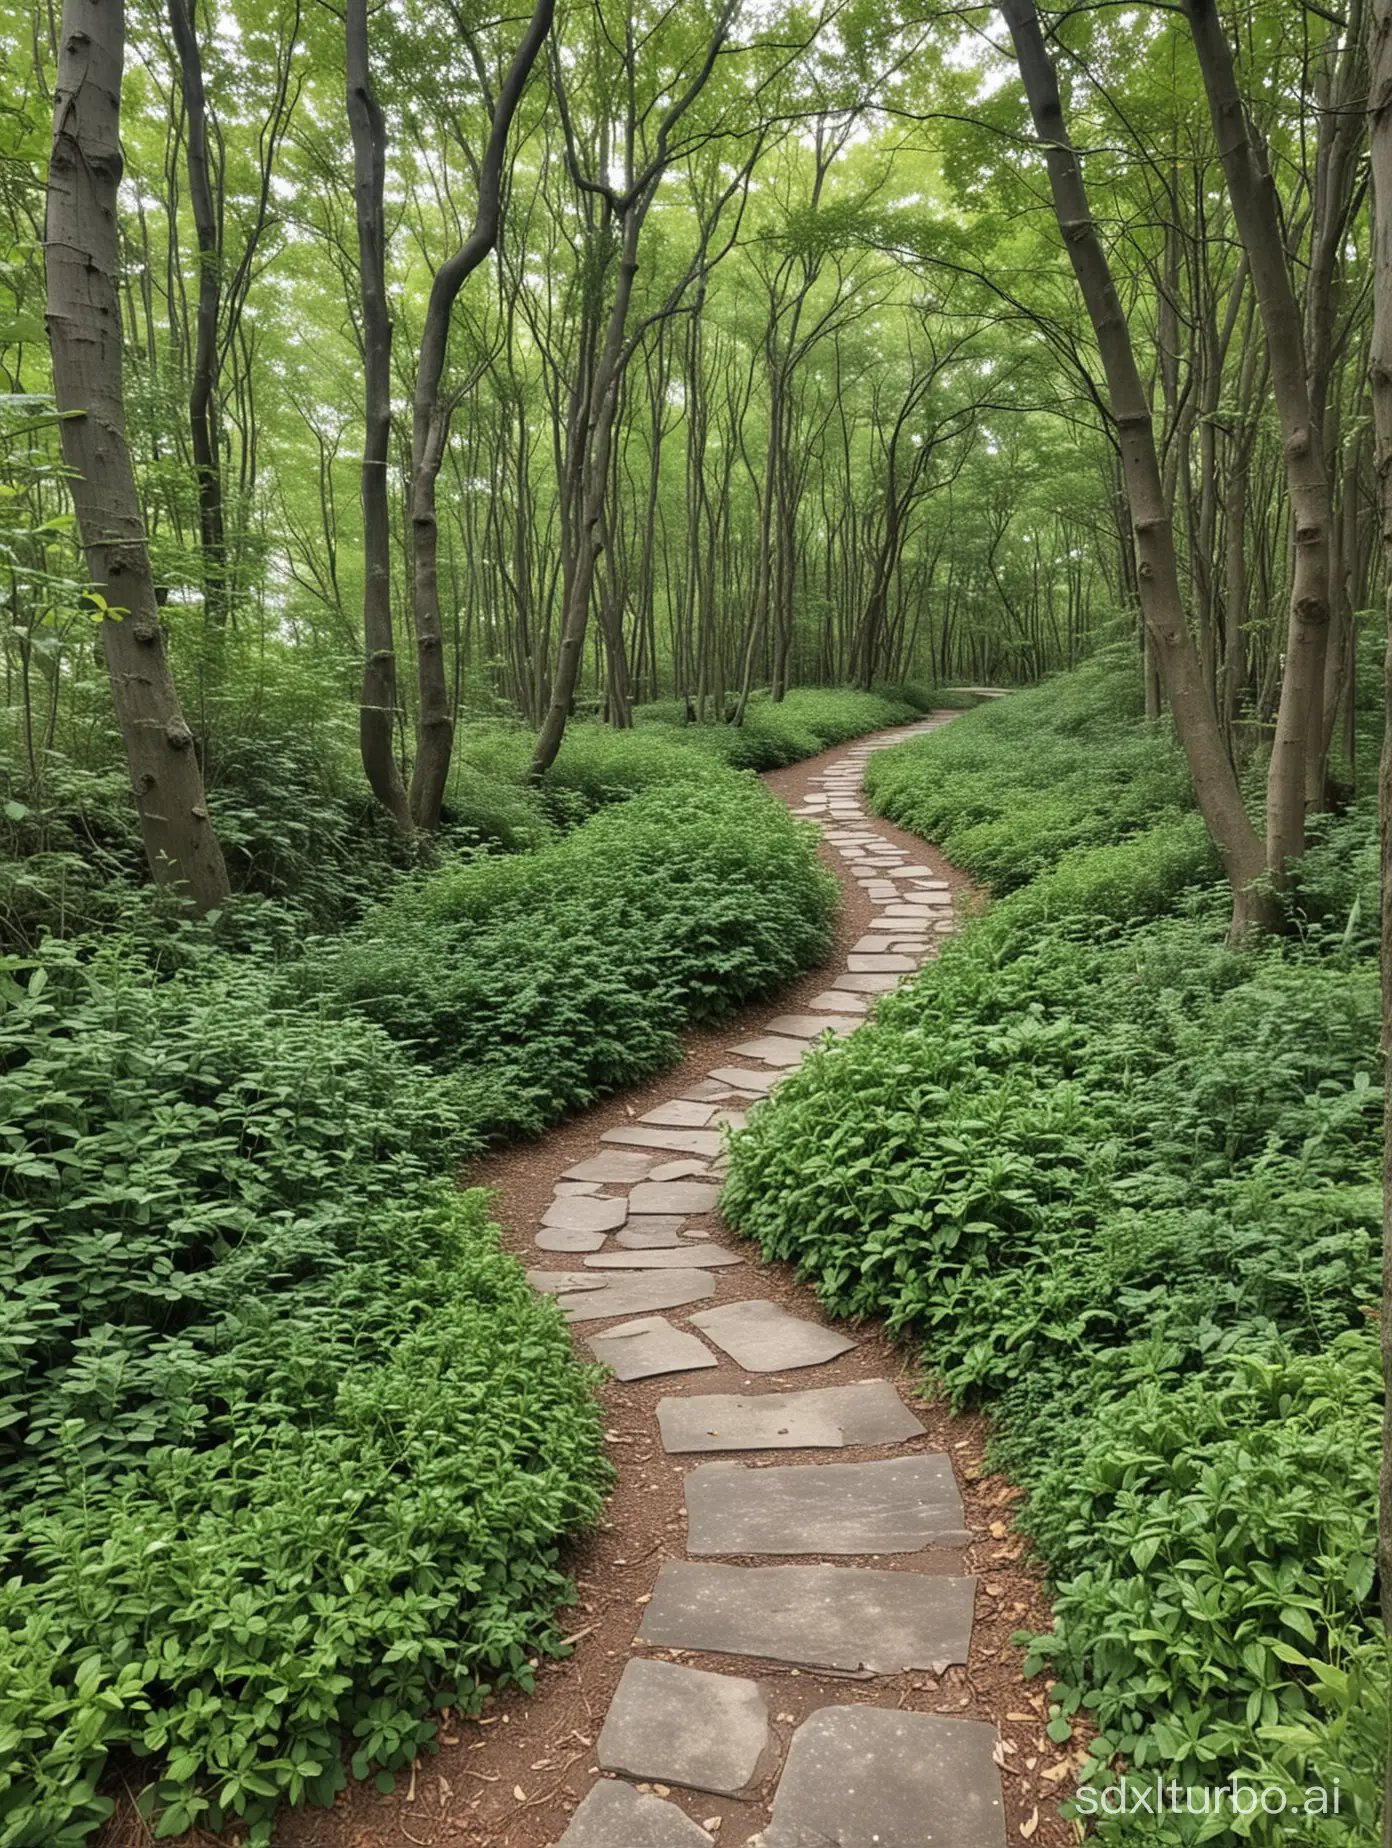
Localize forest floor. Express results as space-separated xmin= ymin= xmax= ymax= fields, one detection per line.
xmin=164 ymin=721 xmax=1074 ymax=1848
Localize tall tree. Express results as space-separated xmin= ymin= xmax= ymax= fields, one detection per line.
xmin=46 ymin=0 xmax=230 ymax=910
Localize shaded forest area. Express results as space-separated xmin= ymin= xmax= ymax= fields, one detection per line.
xmin=5 ymin=0 xmax=1392 ymax=1845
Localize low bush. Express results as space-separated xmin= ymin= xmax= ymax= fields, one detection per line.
xmin=721 ymin=664 xmax=1384 ymax=1845
xmin=315 ymin=776 xmax=838 ymax=1134
xmin=0 ymin=947 xmax=611 ymax=1848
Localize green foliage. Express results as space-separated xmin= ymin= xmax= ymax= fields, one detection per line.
xmin=315 ymin=776 xmax=838 ymax=1134
xmin=630 ymin=685 xmax=926 ymax=772
xmin=721 ymin=665 xmax=1386 ymax=1845
xmin=0 ymin=945 xmax=611 ymax=1847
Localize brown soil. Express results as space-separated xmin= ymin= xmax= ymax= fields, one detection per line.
xmin=106 ymin=725 xmax=1076 ymax=1848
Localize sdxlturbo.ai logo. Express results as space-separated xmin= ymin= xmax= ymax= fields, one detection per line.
xmin=1075 ymin=1776 xmax=1341 ymax=1819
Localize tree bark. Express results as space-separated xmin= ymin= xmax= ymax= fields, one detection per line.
xmin=408 ymin=0 xmax=554 ymax=828
xmin=47 ymin=0 xmax=229 ymax=911
xmin=1001 ymin=0 xmax=1272 ymax=933
xmin=1364 ymin=3 xmax=1392 ymax=1837
xmin=167 ymin=0 xmax=227 ymax=625
xmin=346 ymin=0 xmax=411 ymax=830
xmin=1183 ymin=0 xmax=1335 ymax=879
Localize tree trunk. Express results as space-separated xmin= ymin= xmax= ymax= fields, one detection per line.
xmin=47 ymin=0 xmax=229 ymax=911
xmin=1183 ymin=0 xmax=1335 ymax=880
xmin=167 ymin=0 xmax=226 ymax=626
xmin=347 ymin=0 xmax=411 ymax=830
xmin=408 ymin=0 xmax=555 ymax=828
xmin=1365 ymin=4 xmax=1392 ymax=1839
xmin=1001 ymin=0 xmax=1272 ymax=934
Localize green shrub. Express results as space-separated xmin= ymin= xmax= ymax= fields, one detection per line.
xmin=315 ymin=777 xmax=838 ymax=1134
xmin=721 ymin=660 xmax=1385 ymax=1844
xmin=0 ymin=947 xmax=611 ymax=1847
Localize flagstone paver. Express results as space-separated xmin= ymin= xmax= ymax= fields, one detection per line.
xmin=616 ymin=1218 xmax=687 ymax=1247
xmin=553 ymin=1269 xmax=719 ymax=1321
xmin=564 ymin=1151 xmax=656 ymax=1183
xmin=555 ymin=1780 xmax=714 ymax=1848
xmin=688 ymin=1300 xmax=857 ymax=1371
xmin=726 ymin=1036 xmax=810 ymax=1068
xmin=595 ymin=1659 xmax=778 ymax=1798
xmin=683 ymin=1456 xmax=972 ymax=1555
xmin=542 ymin=1196 xmax=629 ymax=1234
xmin=655 ymin=1380 xmax=926 ymax=1453
xmin=628 ymin=1180 xmax=724 ymax=1215
xmin=763 ymin=1013 xmax=856 ymax=1039
xmin=601 ymin=1126 xmax=725 ymax=1157
xmin=748 ymin=1706 xmax=1007 ymax=1848
xmin=535 ymin=1226 xmax=610 ymax=1253
xmin=636 ymin=1561 xmax=976 ymax=1673
xmin=584 ymin=1245 xmax=744 ymax=1270
xmin=587 ymin=1316 xmax=720 ymax=1381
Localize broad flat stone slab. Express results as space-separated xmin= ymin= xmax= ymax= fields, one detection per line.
xmin=585 ymin=1245 xmax=743 ymax=1270
xmin=556 ymin=1270 xmax=718 ymax=1321
xmin=536 ymin=1225 xmax=608 ymax=1253
xmin=553 ymin=1180 xmax=604 ymax=1196
xmin=565 ymin=1152 xmax=655 ymax=1184
xmin=596 ymin=1658 xmax=776 ymax=1799
xmin=637 ymin=1562 xmax=976 ymax=1673
xmin=805 ymin=991 xmax=868 ymax=1014
xmin=764 ymin=1014 xmax=855 ymax=1040
xmin=629 ymin=1180 xmax=723 ymax=1215
xmin=656 ymin=1381 xmax=927 ymax=1453
xmin=602 ymin=1126 xmax=724 ymax=1157
xmin=707 ymin=1066 xmax=780 ymax=1094
xmin=688 ymin=1301 xmax=855 ymax=1372
xmin=588 ymin=1316 xmax=719 ymax=1381
xmin=640 ymin=1100 xmax=719 ymax=1128
xmin=850 ymin=936 xmax=917 ymax=955
xmin=529 ymin=1269 xmax=607 ymax=1294
xmin=680 ymin=1080 xmax=739 ymax=1103
xmin=617 ymin=1217 xmax=687 ymax=1247
xmin=649 ymin=1159 xmax=712 ymax=1181
xmin=543 ymin=1196 xmax=628 ymax=1234
xmin=833 ymin=973 xmax=900 ymax=993
xmin=847 ymin=954 xmax=917 ymax=973
xmin=749 ymin=1707 xmax=1005 ymax=1848
xmin=556 ymin=1779 xmax=713 ymax=1848
xmin=684 ymin=1456 xmax=971 ymax=1555
xmin=729 ymin=1037 xmax=811 ymax=1068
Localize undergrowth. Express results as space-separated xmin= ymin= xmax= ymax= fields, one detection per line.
xmin=722 ymin=657 xmax=1386 ymax=1845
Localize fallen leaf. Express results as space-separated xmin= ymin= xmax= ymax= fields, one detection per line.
xmin=1021 ymin=1807 xmax=1039 ymax=1839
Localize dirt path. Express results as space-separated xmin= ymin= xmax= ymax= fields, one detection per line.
xmin=271 ymin=719 xmax=1073 ymax=1848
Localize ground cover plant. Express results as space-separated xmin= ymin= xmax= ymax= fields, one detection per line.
xmin=0 ymin=691 xmax=879 ymax=1847
xmin=721 ymin=660 xmax=1386 ymax=1845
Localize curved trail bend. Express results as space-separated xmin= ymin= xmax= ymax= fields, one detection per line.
xmin=282 ymin=719 xmax=1071 ymax=1848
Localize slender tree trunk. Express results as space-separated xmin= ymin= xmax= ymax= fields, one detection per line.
xmin=1366 ymin=5 xmax=1392 ymax=1839
xmin=408 ymin=0 xmax=554 ymax=828
xmin=1183 ymin=0 xmax=1336 ymax=879
xmin=1002 ymin=0 xmax=1272 ymax=934
xmin=167 ymin=0 xmax=226 ymax=625
xmin=347 ymin=0 xmax=410 ymax=830
xmin=47 ymin=0 xmax=229 ymax=910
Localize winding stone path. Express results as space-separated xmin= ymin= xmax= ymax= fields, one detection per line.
xmin=520 ymin=720 xmax=1012 ymax=1848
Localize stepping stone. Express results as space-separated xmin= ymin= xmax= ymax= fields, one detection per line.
xmin=603 ymin=1127 xmax=724 ymax=1157
xmin=680 ymin=1080 xmax=740 ymax=1103
xmin=637 ymin=1562 xmax=976 ymax=1673
xmin=684 ymin=1456 xmax=971 ymax=1555
xmin=629 ymin=1180 xmax=723 ymax=1215
xmin=596 ymin=1658 xmax=777 ymax=1799
xmin=749 ymin=1706 xmax=1006 ymax=1848
xmin=707 ymin=1066 xmax=779 ymax=1094
xmin=565 ymin=1152 xmax=655 ymax=1184
xmin=529 ymin=1269 xmax=607 ymax=1294
xmin=650 ymin=1159 xmax=712 ymax=1181
xmin=536 ymin=1226 xmax=609 ymax=1253
xmin=805 ymin=991 xmax=868 ymax=1013
xmin=617 ymin=1217 xmax=687 ymax=1247
xmin=763 ymin=1014 xmax=855 ymax=1041
xmin=556 ymin=1779 xmax=713 ymax=1848
xmin=543 ymin=1196 xmax=628 ymax=1234
xmin=689 ymin=1301 xmax=856 ymax=1372
xmin=833 ymin=973 xmax=899 ymax=993
xmin=640 ymin=1100 xmax=719 ymax=1128
xmin=585 ymin=1245 xmax=743 ymax=1270
xmin=553 ymin=1180 xmax=604 ymax=1196
xmin=847 ymin=954 xmax=917 ymax=973
xmin=849 ymin=936 xmax=911 ymax=955
xmin=587 ymin=1316 xmax=719 ymax=1381
xmin=555 ymin=1270 xmax=719 ymax=1321
xmin=727 ymin=1037 xmax=808 ymax=1068
xmin=656 ymin=1381 xmax=927 ymax=1453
